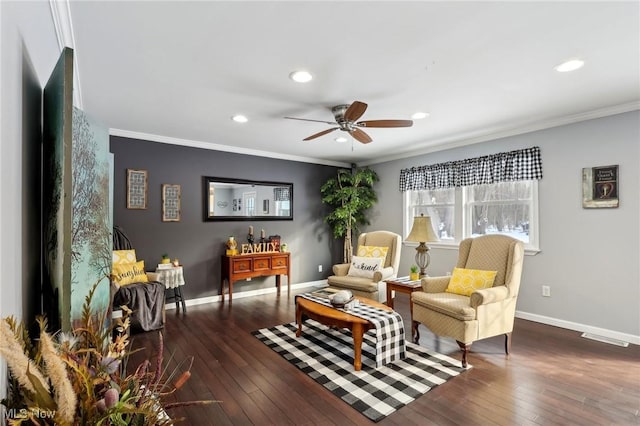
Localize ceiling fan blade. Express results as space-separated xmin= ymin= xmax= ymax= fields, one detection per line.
xmin=356 ymin=119 xmax=413 ymax=128
xmin=303 ymin=127 xmax=339 ymax=141
xmin=284 ymin=116 xmax=337 ymax=125
xmin=350 ymin=128 xmax=372 ymax=144
xmin=343 ymin=101 xmax=368 ymax=122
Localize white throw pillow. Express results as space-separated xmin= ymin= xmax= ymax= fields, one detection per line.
xmin=347 ymin=255 xmax=384 ymax=279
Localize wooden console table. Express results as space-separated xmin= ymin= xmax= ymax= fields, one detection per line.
xmin=221 ymin=252 xmax=290 ymax=301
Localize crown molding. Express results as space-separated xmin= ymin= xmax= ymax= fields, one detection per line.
xmin=109 ymin=128 xmax=351 ymax=168
xmin=111 ymin=101 xmax=638 ymax=169
xmin=49 ymin=0 xmax=83 ymax=109
xmin=359 ymin=102 xmax=640 ymax=166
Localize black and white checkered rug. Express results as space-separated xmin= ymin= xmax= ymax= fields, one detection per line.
xmin=252 ymin=319 xmax=470 ymax=422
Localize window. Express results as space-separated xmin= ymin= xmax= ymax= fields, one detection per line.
xmin=400 ymin=146 xmax=542 ymax=252
xmin=243 ymin=191 xmax=256 ymax=216
xmin=404 ymin=180 xmax=539 ymax=250
xmin=405 ymin=188 xmax=456 ymax=242
xmin=275 ymin=200 xmax=290 ymax=217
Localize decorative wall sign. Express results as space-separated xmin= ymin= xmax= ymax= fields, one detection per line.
xmin=582 ymin=165 xmax=619 ymax=208
xmin=127 ymin=169 xmax=148 ymax=209
xmin=162 ymin=184 xmax=181 ymax=222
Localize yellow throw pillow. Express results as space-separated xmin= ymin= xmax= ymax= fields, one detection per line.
xmin=112 ymin=260 xmax=148 ymax=286
xmin=113 ymin=249 xmax=137 ymax=266
xmin=356 ymin=245 xmax=389 ymax=260
xmin=445 ymin=267 xmax=497 ymax=297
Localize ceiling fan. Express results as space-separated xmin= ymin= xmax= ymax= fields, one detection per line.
xmin=284 ymin=101 xmax=413 ymax=144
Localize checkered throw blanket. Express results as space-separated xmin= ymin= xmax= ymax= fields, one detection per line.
xmin=296 ymin=293 xmax=406 ymax=367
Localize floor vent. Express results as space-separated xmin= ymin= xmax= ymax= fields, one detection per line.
xmin=581 ymin=332 xmax=629 ymax=347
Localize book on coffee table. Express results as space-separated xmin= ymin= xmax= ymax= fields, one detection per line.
xmin=310 ymin=288 xmax=340 ymax=299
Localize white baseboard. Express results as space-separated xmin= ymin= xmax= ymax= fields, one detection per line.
xmin=166 ymin=285 xmax=639 ymax=347
xmin=516 ymin=310 xmax=640 ymax=346
xmin=164 ymin=280 xmax=327 ymax=309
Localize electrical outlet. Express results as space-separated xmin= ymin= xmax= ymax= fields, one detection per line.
xmin=542 ymin=285 xmax=551 ymax=297
xmin=318 ymin=265 xmax=323 ymax=272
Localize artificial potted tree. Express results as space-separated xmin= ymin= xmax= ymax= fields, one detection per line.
xmin=321 ymin=167 xmax=379 ymax=263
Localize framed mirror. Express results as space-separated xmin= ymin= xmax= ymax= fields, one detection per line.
xmin=203 ymin=176 xmax=293 ymax=221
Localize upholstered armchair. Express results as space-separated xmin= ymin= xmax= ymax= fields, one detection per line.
xmin=411 ymin=234 xmax=524 ymax=367
xmin=327 ymin=231 xmax=401 ymax=303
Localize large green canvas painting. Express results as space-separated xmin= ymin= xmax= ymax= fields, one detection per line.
xmin=70 ymin=107 xmax=111 ymax=320
xmin=43 ymin=48 xmax=73 ymax=331
xmin=43 ymin=48 xmax=111 ymax=331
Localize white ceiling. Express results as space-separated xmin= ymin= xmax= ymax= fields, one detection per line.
xmin=65 ymin=1 xmax=640 ymax=166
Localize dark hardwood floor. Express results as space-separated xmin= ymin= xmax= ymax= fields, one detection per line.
xmin=129 ymin=287 xmax=640 ymax=425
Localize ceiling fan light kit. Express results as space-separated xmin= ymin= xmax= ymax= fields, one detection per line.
xmin=286 ymin=100 xmax=413 ymax=144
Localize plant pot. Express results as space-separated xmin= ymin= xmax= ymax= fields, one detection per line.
xmin=410 ymin=272 xmax=420 ymax=281
xmin=161 ymin=258 xmax=170 ymax=264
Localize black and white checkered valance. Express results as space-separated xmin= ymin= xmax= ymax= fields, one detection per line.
xmin=273 ymin=187 xmax=290 ymax=201
xmin=399 ymin=146 xmax=543 ymax=191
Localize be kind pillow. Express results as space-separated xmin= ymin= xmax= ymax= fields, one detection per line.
xmin=445 ymin=267 xmax=497 ymax=296
xmin=347 ymin=256 xmax=384 ymax=279
xmin=112 ymin=260 xmax=148 ymax=286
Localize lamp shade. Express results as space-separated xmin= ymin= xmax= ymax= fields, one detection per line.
xmin=406 ymin=215 xmax=440 ymax=243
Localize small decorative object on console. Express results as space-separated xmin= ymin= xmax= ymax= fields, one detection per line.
xmin=268 ymin=235 xmax=281 ymax=252
xmin=247 ymin=225 xmax=255 ymax=244
xmin=226 ymin=236 xmax=238 ymax=255
xmin=160 ymin=254 xmax=170 ymax=264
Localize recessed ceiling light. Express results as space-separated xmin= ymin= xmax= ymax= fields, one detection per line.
xmin=335 ymin=136 xmax=348 ymax=143
xmin=289 ymin=70 xmax=313 ymax=83
xmin=231 ymin=114 xmax=248 ymax=123
xmin=554 ymin=59 xmax=585 ymax=73
xmin=411 ymin=112 xmax=430 ymax=120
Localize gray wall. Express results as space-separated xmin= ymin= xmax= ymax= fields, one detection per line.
xmin=110 ymin=136 xmax=342 ymax=300
xmin=367 ymin=111 xmax=640 ymax=341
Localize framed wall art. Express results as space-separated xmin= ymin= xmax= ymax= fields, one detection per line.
xmin=127 ymin=169 xmax=148 ymax=209
xmin=162 ymin=184 xmax=181 ymax=222
xmin=582 ymin=164 xmax=619 ymax=208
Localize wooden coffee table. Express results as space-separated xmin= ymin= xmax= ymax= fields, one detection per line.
xmin=295 ymin=296 xmax=392 ymax=371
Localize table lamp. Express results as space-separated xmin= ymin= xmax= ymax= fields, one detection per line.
xmin=405 ymin=214 xmax=440 ymax=277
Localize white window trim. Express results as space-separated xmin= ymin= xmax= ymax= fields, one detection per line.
xmin=403 ymin=181 xmax=540 ymax=255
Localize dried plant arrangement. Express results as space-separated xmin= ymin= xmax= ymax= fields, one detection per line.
xmin=0 ymin=282 xmax=217 ymax=425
